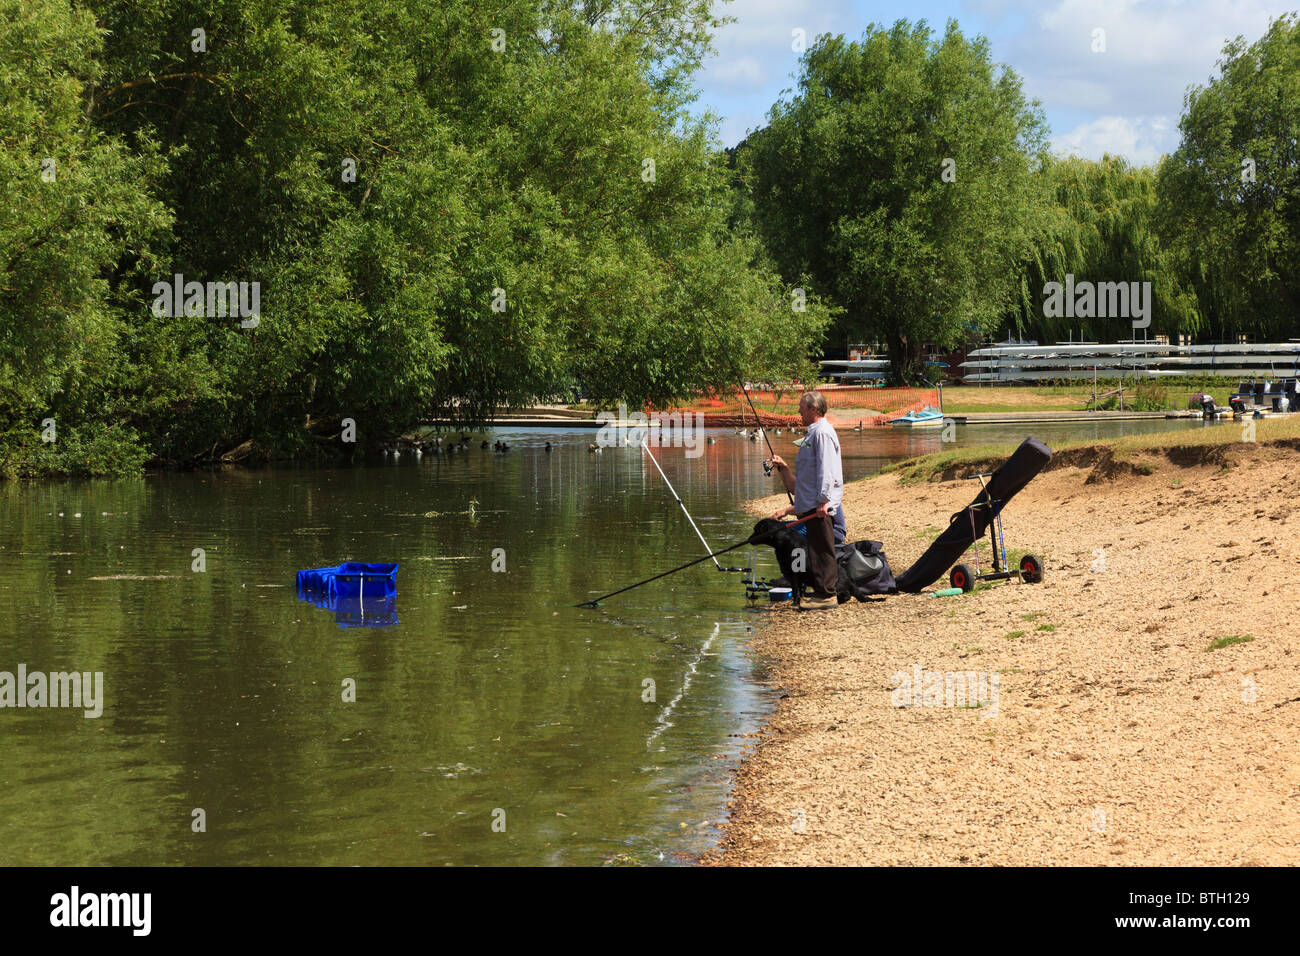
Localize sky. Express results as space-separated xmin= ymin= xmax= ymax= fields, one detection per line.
xmin=692 ymin=0 xmax=1295 ymax=165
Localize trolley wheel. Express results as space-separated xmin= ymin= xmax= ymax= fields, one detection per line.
xmin=1019 ymin=553 xmax=1044 ymax=584
xmin=950 ymin=564 xmax=976 ymax=593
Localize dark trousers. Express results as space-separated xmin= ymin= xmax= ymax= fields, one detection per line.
xmin=799 ymin=510 xmax=838 ymax=599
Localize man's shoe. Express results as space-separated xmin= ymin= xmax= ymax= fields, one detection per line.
xmin=799 ymin=595 xmax=838 ymax=611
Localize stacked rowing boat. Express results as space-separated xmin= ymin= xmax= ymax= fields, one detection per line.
xmin=961 ymin=342 xmax=1300 ymax=383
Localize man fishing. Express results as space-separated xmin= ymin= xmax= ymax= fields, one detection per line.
xmin=765 ymin=390 xmax=844 ymax=611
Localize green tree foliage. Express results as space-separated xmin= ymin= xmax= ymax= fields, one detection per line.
xmin=3 ymin=0 xmax=830 ymax=474
xmin=0 ymin=0 xmax=169 ymax=477
xmin=1158 ymin=14 xmax=1300 ymax=340
xmin=738 ymin=19 xmax=1050 ymax=382
xmin=1004 ymin=155 xmax=1198 ymax=343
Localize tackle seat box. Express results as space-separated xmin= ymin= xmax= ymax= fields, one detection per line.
xmin=297 ymin=562 xmax=399 ymax=597
xmin=325 ymin=562 xmax=399 ymax=598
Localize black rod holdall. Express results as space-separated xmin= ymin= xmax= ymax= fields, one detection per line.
xmin=895 ymin=436 xmax=1052 ymax=594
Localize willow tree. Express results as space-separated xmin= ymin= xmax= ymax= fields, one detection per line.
xmin=1005 ymin=155 xmax=1199 ymax=343
xmin=1157 ymin=14 xmax=1300 ymax=341
xmin=739 ymin=19 xmax=1050 ymax=382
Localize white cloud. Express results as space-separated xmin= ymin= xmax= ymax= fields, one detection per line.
xmin=696 ymin=0 xmax=1296 ymax=158
xmin=1052 ymin=114 xmax=1179 ymax=165
xmin=712 ymin=0 xmax=855 ymax=48
xmin=698 ymin=0 xmax=857 ymax=109
xmin=693 ymin=0 xmax=855 ymax=144
xmin=992 ymin=0 xmax=1281 ymax=116
xmin=709 ymin=55 xmax=765 ymax=86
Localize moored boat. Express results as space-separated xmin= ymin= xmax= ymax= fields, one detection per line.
xmin=889 ymin=406 xmax=944 ymax=428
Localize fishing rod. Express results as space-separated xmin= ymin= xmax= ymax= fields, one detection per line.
xmin=737 ymin=378 xmax=795 ymax=505
xmin=739 ymin=380 xmax=779 ymax=459
xmin=575 ymin=513 xmax=817 ymax=608
xmin=641 ymin=441 xmax=739 ymax=571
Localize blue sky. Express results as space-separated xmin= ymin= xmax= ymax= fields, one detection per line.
xmin=692 ymin=0 xmax=1295 ymax=164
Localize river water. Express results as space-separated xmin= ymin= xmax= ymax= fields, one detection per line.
xmin=0 ymin=417 xmax=1202 ymax=865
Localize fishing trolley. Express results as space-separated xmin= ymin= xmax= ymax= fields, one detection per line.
xmin=947 ymin=471 xmax=1044 ymax=593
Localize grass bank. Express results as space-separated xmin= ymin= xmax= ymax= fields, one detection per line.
xmin=938 ymin=378 xmax=1242 ymax=414
xmin=879 ymin=415 xmax=1300 ymax=484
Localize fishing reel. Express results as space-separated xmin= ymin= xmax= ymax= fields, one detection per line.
xmin=762 ymin=459 xmax=773 ymax=477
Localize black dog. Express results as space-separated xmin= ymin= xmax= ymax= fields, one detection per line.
xmin=750 ymin=518 xmax=818 ymax=606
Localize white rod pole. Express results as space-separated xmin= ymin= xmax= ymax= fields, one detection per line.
xmin=642 ymin=441 xmax=721 ymax=570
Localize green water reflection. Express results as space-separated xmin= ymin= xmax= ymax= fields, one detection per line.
xmin=0 ymin=417 xmax=1203 ymax=865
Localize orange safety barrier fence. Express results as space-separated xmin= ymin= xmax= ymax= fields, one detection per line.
xmin=651 ymin=386 xmax=940 ymax=428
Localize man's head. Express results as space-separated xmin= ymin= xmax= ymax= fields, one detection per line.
xmin=799 ymin=391 xmax=827 ymax=426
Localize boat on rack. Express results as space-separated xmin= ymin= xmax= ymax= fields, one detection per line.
xmin=819 ymin=356 xmax=949 ymax=383
xmin=961 ymin=341 xmax=1300 ymax=383
xmin=819 ymin=358 xmax=890 ymax=382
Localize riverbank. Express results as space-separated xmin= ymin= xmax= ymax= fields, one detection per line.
xmin=937 ymin=380 xmax=1241 ymax=414
xmin=708 ymin=425 xmax=1300 ymax=865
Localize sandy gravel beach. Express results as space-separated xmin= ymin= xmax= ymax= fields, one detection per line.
xmin=709 ymin=436 xmax=1300 ymax=866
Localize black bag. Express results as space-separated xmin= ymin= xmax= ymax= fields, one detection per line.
xmin=836 ymin=539 xmax=897 ymax=602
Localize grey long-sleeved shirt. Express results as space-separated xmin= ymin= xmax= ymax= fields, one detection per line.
xmin=793 ymin=417 xmax=843 ymax=516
